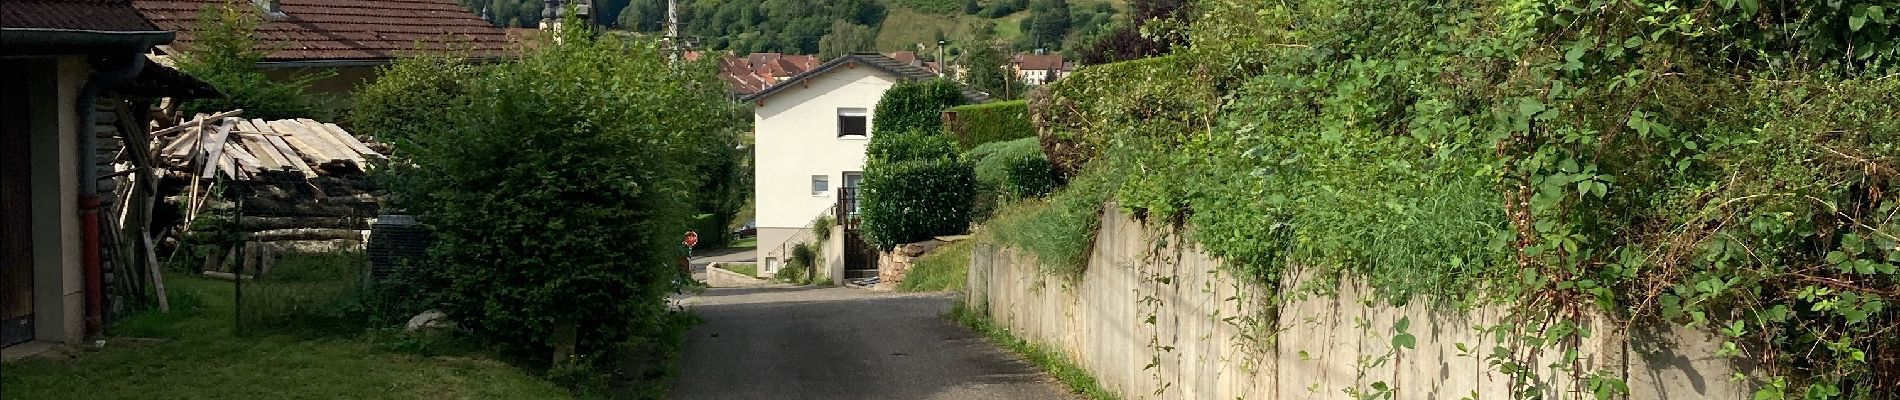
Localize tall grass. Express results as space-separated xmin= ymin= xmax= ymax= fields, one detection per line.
xmin=899 ymin=239 xmax=973 ymax=292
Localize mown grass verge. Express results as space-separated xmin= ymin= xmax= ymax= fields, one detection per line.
xmin=949 ymin=304 xmax=1118 ymax=400
xmin=0 ymin=253 xmax=570 ymax=400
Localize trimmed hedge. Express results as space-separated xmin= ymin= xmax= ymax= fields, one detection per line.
xmin=859 ymin=158 xmax=977 ymax=249
xmin=872 ymin=79 xmax=965 ymax=136
xmin=946 ymin=100 xmax=1033 ymax=150
xmin=866 ymin=130 xmax=959 ymax=167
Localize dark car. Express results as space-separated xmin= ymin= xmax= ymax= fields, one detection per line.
xmin=731 ymin=219 xmax=756 ymax=239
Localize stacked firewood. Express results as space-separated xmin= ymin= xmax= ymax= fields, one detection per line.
xmin=152 ymin=110 xmax=389 ymax=279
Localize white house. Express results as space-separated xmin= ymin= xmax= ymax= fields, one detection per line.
xmin=742 ymin=53 xmax=986 ymax=282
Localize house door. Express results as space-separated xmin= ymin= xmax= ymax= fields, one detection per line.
xmin=1 ymin=66 xmax=35 ymax=347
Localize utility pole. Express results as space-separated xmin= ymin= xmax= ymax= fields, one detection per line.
xmin=667 ymin=0 xmax=680 ymax=60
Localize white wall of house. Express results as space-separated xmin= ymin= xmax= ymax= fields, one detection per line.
xmin=750 ymin=65 xmax=900 ymax=268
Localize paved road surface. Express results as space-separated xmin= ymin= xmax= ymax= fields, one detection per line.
xmin=689 ymin=247 xmax=756 ymax=281
xmin=668 ymin=286 xmax=1076 ymax=400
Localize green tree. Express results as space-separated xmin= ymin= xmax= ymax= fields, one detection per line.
xmin=962 ymin=42 xmax=1024 ymax=99
xmin=963 ymin=0 xmax=980 ymax=15
xmin=818 ymin=20 xmax=878 ymax=59
xmin=379 ymin=23 xmax=741 ymax=371
xmin=173 ymin=3 xmax=329 ymax=120
xmin=1025 ymin=0 xmax=1071 ymax=51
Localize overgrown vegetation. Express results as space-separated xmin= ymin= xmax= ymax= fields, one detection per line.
xmin=360 ymin=20 xmax=738 ymax=393
xmin=997 ymin=0 xmax=1900 ymax=397
xmin=173 ymin=3 xmax=331 ymax=120
xmin=900 ymin=240 xmax=975 ymax=292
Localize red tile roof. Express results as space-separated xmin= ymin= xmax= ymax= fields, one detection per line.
xmin=1014 ymin=53 xmax=1064 ymax=71
xmin=132 ymin=0 xmax=510 ymax=63
xmin=2 ymin=0 xmax=162 ymax=32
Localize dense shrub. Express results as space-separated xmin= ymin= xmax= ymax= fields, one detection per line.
xmin=860 ymin=159 xmax=977 ymax=248
xmin=1032 ymin=55 xmax=1215 ymax=178
xmin=866 ymin=129 xmax=959 ymax=167
xmin=970 ymin=137 xmax=1053 ymax=200
xmin=380 ymin=24 xmax=738 ymax=371
xmin=350 ymin=55 xmax=481 ymax=147
xmin=173 ymin=3 xmax=329 ymax=120
xmin=946 ymin=100 xmax=1033 ymax=150
xmin=872 ymin=79 xmax=965 ymax=135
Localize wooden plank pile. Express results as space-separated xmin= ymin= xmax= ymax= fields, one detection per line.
xmin=150 ymin=110 xmax=389 ymax=279
xmin=156 ymin=111 xmax=384 ymax=180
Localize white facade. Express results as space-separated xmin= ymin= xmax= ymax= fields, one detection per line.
xmin=751 ymin=65 xmax=901 ymax=269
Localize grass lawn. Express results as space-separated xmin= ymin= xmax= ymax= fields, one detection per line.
xmin=715 ymin=262 xmax=758 ymax=277
xmin=0 ymin=255 xmax=570 ymax=400
xmin=729 ymin=236 xmax=757 ymax=249
xmin=900 ymin=239 xmax=973 ymax=292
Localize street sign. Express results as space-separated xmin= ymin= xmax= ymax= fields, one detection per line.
xmin=684 ymin=230 xmax=699 ymax=248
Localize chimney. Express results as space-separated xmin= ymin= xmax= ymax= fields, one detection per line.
xmin=252 ymin=0 xmax=282 ymax=17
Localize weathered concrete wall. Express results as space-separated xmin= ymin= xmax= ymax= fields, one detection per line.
xmin=706 ymin=264 xmax=767 ymax=288
xmin=966 ymin=209 xmax=1755 ymax=400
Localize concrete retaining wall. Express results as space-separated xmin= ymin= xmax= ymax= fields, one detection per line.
xmin=965 ymin=209 xmax=1754 ymax=399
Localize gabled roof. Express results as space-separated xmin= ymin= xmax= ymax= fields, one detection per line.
xmin=2 ymin=0 xmax=173 ymax=52
xmin=132 ymin=0 xmax=510 ymax=65
xmin=741 ymin=52 xmax=991 ymax=103
xmin=2 ymin=0 xmax=162 ymax=32
xmin=1014 ymin=53 xmax=1064 ymax=71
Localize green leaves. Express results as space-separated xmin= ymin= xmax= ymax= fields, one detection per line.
xmin=1391 ymin=316 xmax=1418 ymax=350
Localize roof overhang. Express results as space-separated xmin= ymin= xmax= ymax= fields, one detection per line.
xmin=0 ymin=28 xmax=173 ymax=55
xmin=252 ymin=55 xmax=512 ymax=69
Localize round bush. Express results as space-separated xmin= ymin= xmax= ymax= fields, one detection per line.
xmin=860 ymin=159 xmax=977 ymax=249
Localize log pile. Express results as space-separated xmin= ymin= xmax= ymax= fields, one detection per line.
xmin=151 ymin=110 xmax=389 ymax=277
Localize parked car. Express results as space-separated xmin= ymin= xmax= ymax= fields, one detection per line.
xmin=732 ymin=219 xmax=757 ymax=239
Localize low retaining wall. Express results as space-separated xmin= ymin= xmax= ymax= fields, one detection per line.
xmin=965 ymin=209 xmax=1754 ymax=399
xmin=706 ymin=264 xmax=766 ymax=287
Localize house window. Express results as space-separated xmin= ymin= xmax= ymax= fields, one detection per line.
xmin=812 ymin=175 xmax=829 ymax=196
xmin=837 ymin=108 xmax=868 ymax=137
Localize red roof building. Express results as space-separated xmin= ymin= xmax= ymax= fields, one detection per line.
xmin=133 ymin=0 xmax=510 ymax=65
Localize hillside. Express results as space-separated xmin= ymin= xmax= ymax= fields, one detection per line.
xmin=610 ymin=0 xmax=1125 ymax=58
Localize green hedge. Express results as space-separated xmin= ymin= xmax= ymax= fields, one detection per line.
xmin=866 ymin=130 xmax=959 ymax=167
xmin=946 ymin=100 xmax=1033 ymax=150
xmin=860 ymin=159 xmax=977 ymax=249
xmin=872 ymin=79 xmax=965 ymax=135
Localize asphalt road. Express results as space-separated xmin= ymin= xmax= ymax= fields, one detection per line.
xmin=667 ymin=286 xmax=1076 ymax=400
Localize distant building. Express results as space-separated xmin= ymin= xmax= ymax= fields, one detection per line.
xmin=741 ymin=53 xmax=985 ymax=282
xmin=1011 ymin=53 xmax=1071 ymax=85
xmin=716 ymin=51 xmax=939 ymax=96
xmin=132 ymin=0 xmax=511 ymax=98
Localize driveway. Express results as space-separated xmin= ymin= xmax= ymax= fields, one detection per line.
xmin=667 ymin=286 xmax=1076 ymax=400
xmin=689 ymin=247 xmax=756 ymax=281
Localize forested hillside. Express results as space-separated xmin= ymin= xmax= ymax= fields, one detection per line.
xmin=458 ymin=0 xmax=1127 ymax=57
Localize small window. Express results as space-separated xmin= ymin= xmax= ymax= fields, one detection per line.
xmin=812 ymin=175 xmax=829 ymax=195
xmin=837 ymin=108 xmax=868 ymax=137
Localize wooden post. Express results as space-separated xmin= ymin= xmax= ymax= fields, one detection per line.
xmin=144 ymin=234 xmax=169 ymax=312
